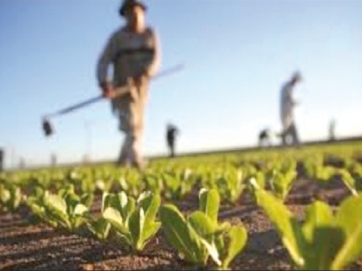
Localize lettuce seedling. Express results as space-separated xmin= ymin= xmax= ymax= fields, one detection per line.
xmin=269 ymin=168 xmax=297 ymax=201
xmin=160 ymin=188 xmax=247 ymax=269
xmin=250 ymin=179 xmax=362 ymax=270
xmin=0 ymin=180 xmax=22 ymax=212
xmin=27 ymin=184 xmax=92 ymax=232
xmin=87 ymin=192 xmax=111 ymax=241
xmin=337 ymin=169 xmax=362 ymax=197
xmin=102 ymin=191 xmax=161 ymax=253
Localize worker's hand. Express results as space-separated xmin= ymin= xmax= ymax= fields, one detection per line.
xmin=127 ymin=77 xmax=140 ymax=101
xmin=100 ymin=83 xmax=116 ymax=99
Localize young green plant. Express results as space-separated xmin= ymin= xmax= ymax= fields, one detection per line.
xmin=250 ymin=178 xmax=362 ymax=270
xmin=102 ymin=191 xmax=161 ymax=253
xmin=160 ymin=188 xmax=247 ymax=269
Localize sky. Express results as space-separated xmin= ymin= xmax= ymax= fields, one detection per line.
xmin=0 ymin=0 xmax=361 ymax=168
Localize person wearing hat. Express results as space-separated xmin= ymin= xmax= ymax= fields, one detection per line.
xmin=279 ymin=71 xmax=302 ymax=146
xmin=96 ymin=0 xmax=161 ymax=169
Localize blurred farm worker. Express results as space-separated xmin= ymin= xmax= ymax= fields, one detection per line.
xmin=166 ymin=123 xmax=180 ymax=157
xmin=329 ymin=119 xmax=336 ymax=141
xmin=280 ymin=71 xmax=302 ymax=146
xmin=96 ymin=0 xmax=161 ymax=170
xmin=0 ymin=148 xmax=3 ymax=171
xmin=258 ymin=128 xmax=272 ymax=148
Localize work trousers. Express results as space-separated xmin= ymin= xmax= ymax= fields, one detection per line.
xmin=112 ymin=81 xmax=148 ymax=167
xmin=281 ymin=122 xmax=300 ymax=146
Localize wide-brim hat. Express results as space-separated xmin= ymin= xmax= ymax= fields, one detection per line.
xmin=119 ymin=0 xmax=147 ymax=16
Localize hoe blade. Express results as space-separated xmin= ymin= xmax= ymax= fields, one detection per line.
xmin=42 ymin=119 xmax=53 ymax=137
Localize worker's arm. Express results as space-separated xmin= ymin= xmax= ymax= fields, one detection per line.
xmin=141 ymin=28 xmax=161 ymax=79
xmin=96 ymin=32 xmax=118 ymax=98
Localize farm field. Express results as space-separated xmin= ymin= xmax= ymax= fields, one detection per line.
xmin=1 ymin=141 xmax=362 ymax=270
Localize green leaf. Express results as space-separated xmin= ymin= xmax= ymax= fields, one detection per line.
xmin=332 ymin=195 xmax=362 ymax=270
xmin=339 ymin=169 xmax=359 ymax=196
xmin=139 ymin=193 xmax=160 ymax=223
xmin=199 ymin=188 xmax=220 ymax=223
xmin=0 ymin=188 xmax=11 ymax=204
xmin=137 ymin=191 xmax=152 ymax=204
xmin=115 ymin=191 xmax=130 ymax=220
xmin=74 ymin=203 xmax=89 ymax=216
xmin=45 ymin=193 xmax=67 ymax=217
xmin=105 ymin=192 xmax=121 ymax=210
xmin=305 ymin=227 xmax=344 ymax=270
xmin=188 ymin=211 xmax=217 ymax=239
xmin=80 ymin=193 xmax=93 ymax=207
xmin=34 ymin=186 xmax=44 ymax=198
xmin=200 ymin=238 xmax=221 ymax=266
xmin=27 ymin=200 xmax=46 ymax=220
xmin=221 ymin=225 xmax=248 ymax=269
xmin=95 ymin=179 xmax=105 ymax=191
xmin=215 ymin=234 xmax=226 ymax=261
xmin=88 ymin=217 xmax=111 ymax=240
xmin=139 ymin=194 xmax=161 ymax=245
xmin=129 ymin=207 xmax=144 ymax=251
xmin=253 ymin=188 xmax=305 ymax=267
xmin=144 ymin=221 xmax=161 ymax=243
xmin=254 ymin=171 xmax=266 ymax=190
xmin=302 ymin=201 xmax=343 ymax=270
xmin=302 ymin=201 xmax=333 ymax=244
xmin=12 ymin=187 xmax=22 ymax=210
xmin=215 ymin=221 xmax=231 ymax=235
xmin=270 ymin=170 xmax=296 ymax=201
xmin=164 ymin=174 xmax=180 ymax=194
xmin=124 ymin=196 xmax=136 ymax=223
xmin=187 ymin=222 xmax=209 ymax=265
xmin=44 ymin=193 xmax=70 ymax=229
xmin=102 ymin=207 xmax=128 ymax=235
xmin=101 ymin=192 xmax=109 ymax=213
xmin=159 ymin=204 xmax=198 ymax=263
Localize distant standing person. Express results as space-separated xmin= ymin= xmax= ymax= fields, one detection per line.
xmin=96 ymin=0 xmax=161 ymax=169
xmin=166 ymin=123 xmax=179 ymax=157
xmin=51 ymin=153 xmax=57 ymax=167
xmin=258 ymin=128 xmax=272 ymax=147
xmin=280 ymin=71 xmax=302 ymax=146
xmin=329 ymin=119 xmax=336 ymax=141
xmin=0 ymin=148 xmax=4 ymax=171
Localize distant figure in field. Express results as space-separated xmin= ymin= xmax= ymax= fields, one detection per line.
xmin=258 ymin=128 xmax=272 ymax=147
xmin=51 ymin=153 xmax=57 ymax=167
xmin=166 ymin=123 xmax=179 ymax=157
xmin=280 ymin=71 xmax=302 ymax=146
xmin=0 ymin=148 xmax=4 ymax=171
xmin=329 ymin=119 xmax=336 ymax=141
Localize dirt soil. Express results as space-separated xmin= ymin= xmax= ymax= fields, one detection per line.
xmin=1 ymin=175 xmax=362 ymax=270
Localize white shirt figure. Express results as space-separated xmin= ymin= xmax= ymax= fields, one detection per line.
xmin=329 ymin=119 xmax=336 ymax=140
xmin=280 ymin=71 xmax=301 ymax=131
xmin=279 ymin=71 xmax=302 ymax=146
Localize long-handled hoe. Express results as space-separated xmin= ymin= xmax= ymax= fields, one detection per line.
xmin=41 ymin=64 xmax=184 ymax=137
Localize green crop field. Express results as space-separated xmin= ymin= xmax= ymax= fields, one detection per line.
xmin=1 ymin=140 xmax=362 ymax=270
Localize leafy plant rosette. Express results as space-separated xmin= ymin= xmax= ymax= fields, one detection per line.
xmin=26 ymin=184 xmax=92 ymax=232
xmin=101 ymin=190 xmax=161 ymax=253
xmin=250 ymin=178 xmax=362 ymax=270
xmin=0 ymin=180 xmax=22 ymax=212
xmin=160 ymin=188 xmax=247 ymax=269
